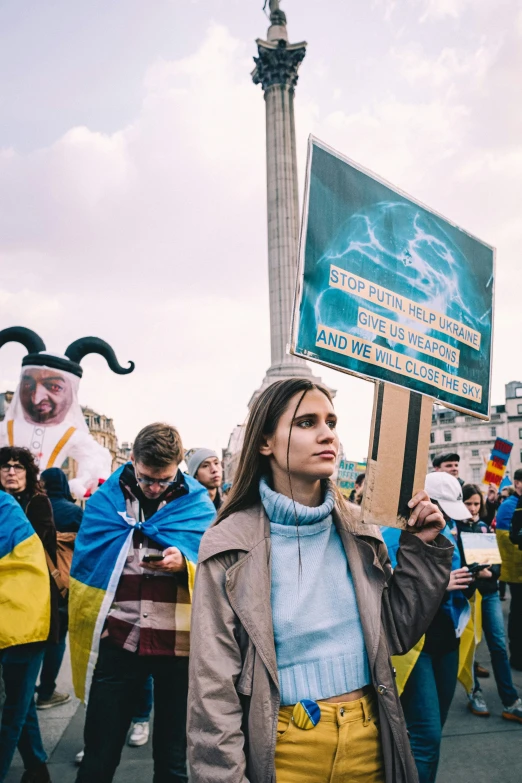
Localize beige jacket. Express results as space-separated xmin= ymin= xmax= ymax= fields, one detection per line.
xmin=187 ymin=502 xmax=453 ymax=783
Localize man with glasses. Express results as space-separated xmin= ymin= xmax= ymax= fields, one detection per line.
xmin=73 ymin=423 xmax=216 ymax=783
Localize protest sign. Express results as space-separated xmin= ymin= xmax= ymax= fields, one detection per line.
xmin=461 ymin=532 xmax=502 ymax=565
xmin=337 ymin=459 xmax=366 ymax=498
xmin=291 ymin=137 xmax=495 ymax=419
xmin=483 ymin=437 xmax=513 ymax=486
xmin=362 ymin=383 xmax=434 ymax=528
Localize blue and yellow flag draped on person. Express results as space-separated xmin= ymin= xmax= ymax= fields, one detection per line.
xmin=495 ymin=493 xmax=522 ymax=584
xmin=496 ymin=529 xmax=522 ymax=583
xmin=0 ymin=492 xmax=50 ymax=649
xmin=69 ymin=464 xmax=216 ymax=702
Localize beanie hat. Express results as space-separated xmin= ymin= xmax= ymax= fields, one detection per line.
xmin=185 ymin=448 xmax=218 ymax=478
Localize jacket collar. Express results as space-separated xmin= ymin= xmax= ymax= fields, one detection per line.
xmin=198 ymin=504 xmax=270 ymax=562
xmin=198 ymin=500 xmax=383 ymax=563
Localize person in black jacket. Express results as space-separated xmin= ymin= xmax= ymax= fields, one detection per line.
xmin=0 ymin=447 xmax=59 ymax=783
xmin=35 ymin=469 xmax=83 ymax=710
xmin=40 ymin=469 xmax=82 ymax=533
xmin=462 ymin=483 xmax=522 ymax=722
xmin=509 ymin=488 xmax=522 ymax=550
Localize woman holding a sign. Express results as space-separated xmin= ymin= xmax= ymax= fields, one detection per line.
xmin=187 ymin=378 xmax=454 ymax=783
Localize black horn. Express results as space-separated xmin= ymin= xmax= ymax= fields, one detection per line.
xmin=65 ymin=337 xmax=135 ymax=375
xmin=0 ymin=326 xmax=46 ymax=355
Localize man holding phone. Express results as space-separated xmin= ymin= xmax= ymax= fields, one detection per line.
xmin=73 ymin=423 xmax=216 ymax=783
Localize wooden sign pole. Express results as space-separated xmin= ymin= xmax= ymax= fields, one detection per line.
xmin=361 ymin=382 xmax=434 ymax=529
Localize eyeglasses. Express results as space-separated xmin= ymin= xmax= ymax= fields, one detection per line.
xmin=0 ymin=464 xmax=26 ymax=474
xmin=135 ymin=470 xmax=177 ymax=489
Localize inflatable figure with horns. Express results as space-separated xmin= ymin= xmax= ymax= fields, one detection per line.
xmin=0 ymin=327 xmax=134 ymax=498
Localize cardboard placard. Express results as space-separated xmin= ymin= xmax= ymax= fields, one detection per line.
xmin=460 ymin=532 xmax=502 ymax=565
xmin=361 ymin=382 xmax=433 ymax=529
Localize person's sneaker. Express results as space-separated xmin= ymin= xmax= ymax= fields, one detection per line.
xmin=502 ymin=697 xmax=522 ymax=723
xmin=474 ymin=662 xmax=490 ymax=678
xmin=74 ymin=749 xmax=84 ymax=766
xmin=468 ymin=689 xmax=490 ymax=716
xmin=20 ymin=763 xmax=52 ymax=782
xmin=128 ymin=721 xmax=150 ymax=747
xmin=36 ymin=691 xmax=71 ymax=710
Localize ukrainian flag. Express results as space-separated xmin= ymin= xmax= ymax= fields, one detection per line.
xmin=457 ymin=591 xmax=482 ymax=693
xmin=496 ymin=529 xmax=522 ymax=584
xmin=69 ymin=464 xmax=216 ymax=702
xmin=0 ymin=492 xmax=50 ymax=649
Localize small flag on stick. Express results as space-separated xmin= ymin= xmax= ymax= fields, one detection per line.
xmin=482 ymin=437 xmax=513 ymax=487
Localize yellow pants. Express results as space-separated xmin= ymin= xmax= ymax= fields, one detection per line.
xmin=274 ymin=691 xmax=385 ymax=783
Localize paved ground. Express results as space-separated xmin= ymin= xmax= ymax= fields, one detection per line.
xmin=438 ymin=633 xmax=522 ymax=783
xmin=5 ymin=601 xmax=522 ymax=782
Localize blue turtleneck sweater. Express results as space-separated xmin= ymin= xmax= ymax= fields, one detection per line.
xmin=260 ymin=478 xmax=371 ymax=706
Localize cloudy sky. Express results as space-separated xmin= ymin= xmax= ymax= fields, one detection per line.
xmin=0 ymin=0 xmax=520 ymax=460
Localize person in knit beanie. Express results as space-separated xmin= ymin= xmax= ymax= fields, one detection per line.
xmin=185 ymin=448 xmax=223 ymax=511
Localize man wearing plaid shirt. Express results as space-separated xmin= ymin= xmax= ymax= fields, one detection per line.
xmin=76 ymin=423 xmax=215 ymax=783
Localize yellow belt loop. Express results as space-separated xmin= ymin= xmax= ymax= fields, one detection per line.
xmin=362 ymin=697 xmax=370 ymax=727
xmin=46 ymin=427 xmax=76 ymax=468
xmin=7 ymin=420 xmax=14 ymax=446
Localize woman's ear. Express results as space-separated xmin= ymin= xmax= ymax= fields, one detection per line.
xmin=259 ymin=436 xmax=273 ymax=457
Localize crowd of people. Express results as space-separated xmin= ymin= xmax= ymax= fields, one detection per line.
xmin=1 ymin=379 xmax=521 ymax=783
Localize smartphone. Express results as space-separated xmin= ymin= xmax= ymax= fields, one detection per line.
xmin=467 ymin=562 xmax=491 ymax=575
xmin=142 ymin=554 xmax=164 ymax=563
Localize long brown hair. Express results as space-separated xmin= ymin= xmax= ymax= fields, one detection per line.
xmin=462 ymin=483 xmax=486 ymax=521
xmin=218 ymin=378 xmax=334 ymax=524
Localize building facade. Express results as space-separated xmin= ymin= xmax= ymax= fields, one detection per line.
xmin=430 ymin=381 xmax=522 ymax=483
xmin=222 ymin=423 xmax=246 ymax=484
xmin=82 ymin=406 xmax=132 ymax=472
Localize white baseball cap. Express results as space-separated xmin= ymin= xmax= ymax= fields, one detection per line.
xmin=425 ymin=472 xmax=471 ymax=520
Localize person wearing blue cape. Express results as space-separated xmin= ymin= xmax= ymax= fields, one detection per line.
xmin=69 ymin=422 xmax=216 ymax=783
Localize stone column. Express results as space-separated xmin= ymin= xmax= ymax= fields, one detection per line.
xmin=226 ymin=5 xmax=330 ymax=469
xmin=252 ymin=9 xmax=311 ymax=382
